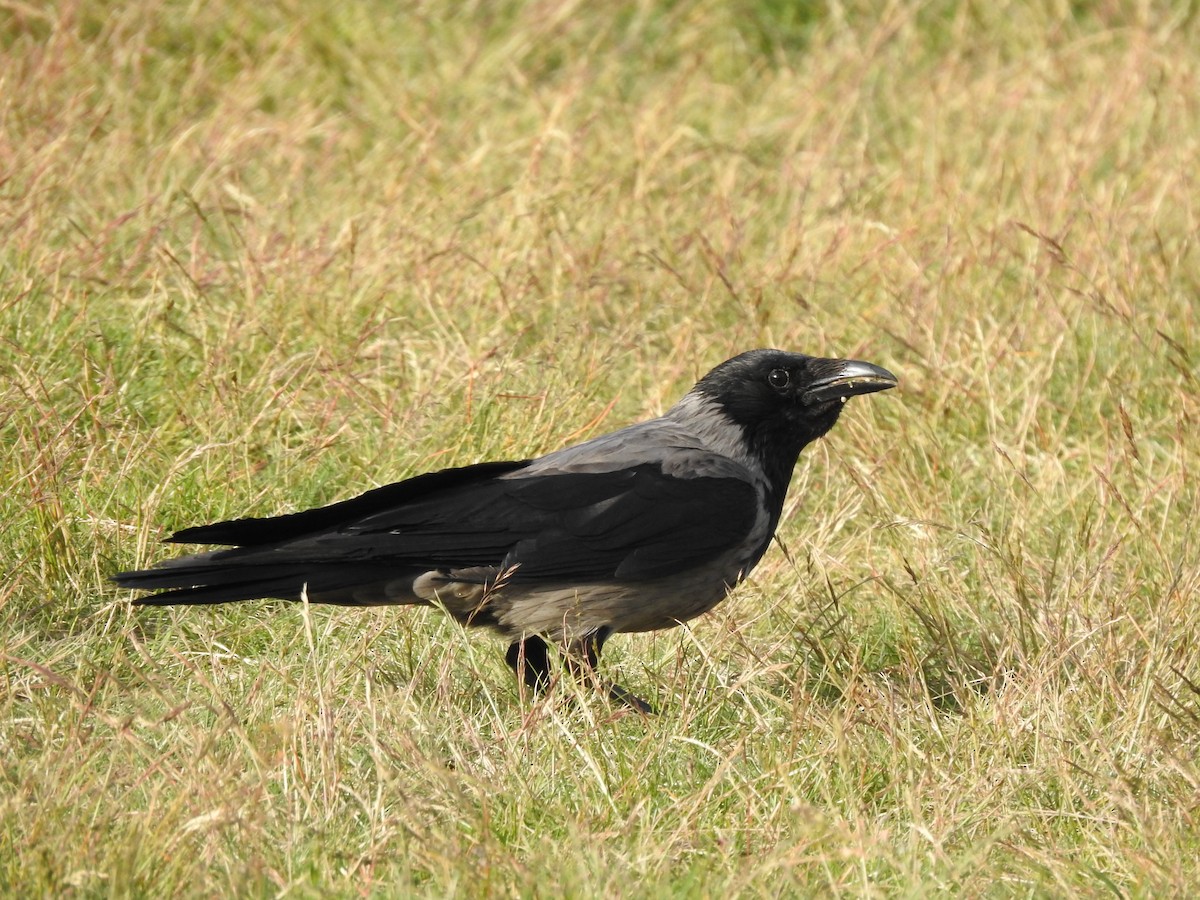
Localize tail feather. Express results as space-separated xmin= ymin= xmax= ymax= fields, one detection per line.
xmin=127 ymin=579 xmax=309 ymax=606
xmin=113 ymin=552 xmax=424 ymax=608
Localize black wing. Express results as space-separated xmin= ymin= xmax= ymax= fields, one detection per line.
xmin=335 ymin=462 xmax=761 ymax=582
xmin=165 ymin=460 xmax=531 ymax=547
xmin=115 ymin=456 xmax=761 ymax=604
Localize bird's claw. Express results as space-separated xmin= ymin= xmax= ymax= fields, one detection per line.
xmin=607 ymin=682 xmax=655 ymax=715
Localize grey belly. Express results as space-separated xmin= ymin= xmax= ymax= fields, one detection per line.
xmin=400 ymin=560 xmax=744 ymax=642
xmin=493 ymin=572 xmax=735 ymax=640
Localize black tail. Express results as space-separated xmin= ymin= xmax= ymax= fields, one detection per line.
xmin=113 ymin=551 xmax=422 ymax=607
xmin=114 ymin=552 xmax=307 ymax=605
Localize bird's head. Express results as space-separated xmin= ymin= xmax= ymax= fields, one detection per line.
xmin=689 ymin=348 xmax=898 ymax=479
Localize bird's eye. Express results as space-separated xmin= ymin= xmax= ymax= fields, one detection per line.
xmin=767 ymin=368 xmax=791 ymax=390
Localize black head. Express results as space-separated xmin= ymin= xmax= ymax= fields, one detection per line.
xmin=692 ymin=348 xmax=897 ymax=477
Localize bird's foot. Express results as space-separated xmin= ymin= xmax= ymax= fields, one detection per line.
xmin=606 ymin=681 xmax=655 ymax=715
xmin=507 ymin=632 xmax=655 ymax=714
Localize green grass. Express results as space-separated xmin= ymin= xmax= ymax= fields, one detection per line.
xmin=3 ymin=0 xmax=1199 ymax=894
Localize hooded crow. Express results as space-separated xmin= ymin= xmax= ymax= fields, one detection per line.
xmin=115 ymin=349 xmax=897 ymax=712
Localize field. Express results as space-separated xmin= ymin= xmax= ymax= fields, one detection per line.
xmin=3 ymin=1 xmax=1199 ymax=895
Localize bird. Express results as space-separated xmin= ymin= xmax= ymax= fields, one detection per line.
xmin=115 ymin=349 xmax=897 ymax=712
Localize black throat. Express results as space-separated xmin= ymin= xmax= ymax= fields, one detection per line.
xmin=710 ymin=394 xmax=846 ymax=534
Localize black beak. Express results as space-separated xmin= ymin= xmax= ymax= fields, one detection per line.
xmin=803 ymin=359 xmax=898 ymax=405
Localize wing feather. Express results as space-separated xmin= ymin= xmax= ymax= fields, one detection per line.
xmin=125 ymin=451 xmax=762 ymax=600
xmin=308 ymin=459 xmax=760 ymax=582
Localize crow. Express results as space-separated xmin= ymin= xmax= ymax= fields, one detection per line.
xmin=115 ymin=349 xmax=897 ymax=712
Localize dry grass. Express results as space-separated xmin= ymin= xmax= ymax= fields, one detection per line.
xmin=3 ymin=0 xmax=1199 ymax=895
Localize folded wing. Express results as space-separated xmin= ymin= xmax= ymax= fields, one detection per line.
xmin=114 ymin=453 xmax=761 ymax=607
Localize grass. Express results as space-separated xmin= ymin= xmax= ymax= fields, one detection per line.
xmin=3 ymin=0 xmax=1199 ymax=894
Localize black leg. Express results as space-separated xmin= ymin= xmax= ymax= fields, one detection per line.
xmin=564 ymin=627 xmax=655 ymax=715
xmin=505 ymin=636 xmax=552 ymax=694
